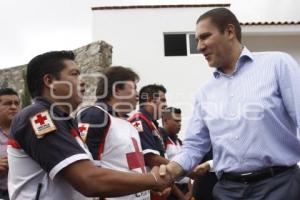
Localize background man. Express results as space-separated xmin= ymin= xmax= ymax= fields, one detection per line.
xmin=162 ymin=8 xmax=300 ymax=200
xmin=0 ymin=88 xmax=20 ymax=200
xmin=77 ymin=66 xmax=151 ymax=199
xmin=160 ymin=107 xmax=192 ymax=200
xmin=129 ymin=85 xmax=188 ymax=200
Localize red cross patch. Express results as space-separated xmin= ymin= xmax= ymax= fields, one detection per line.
xmin=78 ymin=123 xmax=90 ymax=142
xmin=131 ymin=120 xmax=143 ymax=132
xmin=30 ymin=110 xmax=56 ymax=138
xmin=126 ymin=137 xmax=146 ymax=173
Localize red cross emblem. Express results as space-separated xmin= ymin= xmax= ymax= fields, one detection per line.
xmin=126 ymin=138 xmax=145 ymax=173
xmin=133 ymin=121 xmax=140 ymax=127
xmin=79 ymin=124 xmax=87 ymax=132
xmin=34 ymin=114 xmax=47 ymax=125
xmin=131 ymin=120 xmax=143 ymax=132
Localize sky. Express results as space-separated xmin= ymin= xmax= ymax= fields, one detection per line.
xmin=0 ymin=0 xmax=299 ymax=69
xmin=0 ymin=0 xmax=228 ymax=69
xmin=0 ymin=0 xmax=93 ymax=69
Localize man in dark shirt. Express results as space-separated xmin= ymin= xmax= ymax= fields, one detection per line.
xmin=7 ymin=51 xmax=172 ymax=200
xmin=0 ymin=88 xmax=20 ymax=200
xmin=160 ymin=107 xmax=193 ymax=200
xmin=129 ymin=85 xmax=186 ymax=200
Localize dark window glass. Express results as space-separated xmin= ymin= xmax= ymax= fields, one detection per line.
xmin=164 ymin=34 xmax=187 ymax=56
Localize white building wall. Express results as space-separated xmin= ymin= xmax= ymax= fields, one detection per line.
xmin=92 ymin=6 xmax=300 ymax=137
xmin=93 ymin=7 xmax=217 ymax=136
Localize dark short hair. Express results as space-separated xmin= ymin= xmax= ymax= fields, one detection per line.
xmin=196 ymin=7 xmax=241 ymax=42
xmin=0 ymin=88 xmax=18 ymax=97
xmin=26 ymin=51 xmax=75 ymax=98
xmin=165 ymin=107 xmax=181 ymax=114
xmin=162 ymin=107 xmax=181 ymax=121
xmin=96 ymin=66 xmax=139 ymax=101
xmin=139 ymin=84 xmax=166 ymax=105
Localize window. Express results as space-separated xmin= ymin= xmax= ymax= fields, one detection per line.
xmin=164 ymin=33 xmax=199 ymax=56
xmin=164 ymin=34 xmax=187 ymax=56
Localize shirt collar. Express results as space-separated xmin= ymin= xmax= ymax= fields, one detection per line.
xmin=96 ymin=100 xmax=119 ymax=117
xmin=213 ymin=46 xmax=254 ymax=79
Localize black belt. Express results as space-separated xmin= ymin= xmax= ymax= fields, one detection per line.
xmin=221 ymin=165 xmax=295 ymax=184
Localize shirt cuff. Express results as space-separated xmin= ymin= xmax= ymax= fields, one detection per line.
xmin=143 ymin=149 xmax=160 ymax=155
xmin=207 ymin=160 xmax=214 ymax=172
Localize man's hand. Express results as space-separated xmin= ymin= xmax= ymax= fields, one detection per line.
xmin=150 ymin=165 xmax=173 ymax=192
xmin=0 ymin=157 xmax=8 ymax=172
xmin=159 ymin=161 xmax=184 ymax=178
xmin=189 ymin=161 xmax=211 ymax=179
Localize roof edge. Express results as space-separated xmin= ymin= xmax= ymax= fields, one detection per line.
xmin=91 ymin=4 xmax=230 ymax=11
xmin=241 ymin=21 xmax=300 ymax=26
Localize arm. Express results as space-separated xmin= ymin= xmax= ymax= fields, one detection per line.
xmin=76 ymin=107 xmax=108 ymax=159
xmin=61 ymin=160 xmax=171 ymax=197
xmin=170 ymin=93 xmax=211 ymax=176
xmin=190 ymin=160 xmax=212 ymax=179
xmin=0 ymin=157 xmax=8 ymax=172
xmin=276 ymin=53 xmax=300 ymax=130
xmin=144 ymin=153 xmax=169 ymax=167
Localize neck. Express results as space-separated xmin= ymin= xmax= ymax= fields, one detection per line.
xmin=142 ymin=105 xmax=156 ymax=120
xmin=164 ymin=127 xmax=171 ymax=134
xmin=106 ymin=99 xmax=130 ymax=118
xmin=222 ymin=43 xmax=243 ymax=75
xmin=0 ymin=120 xmax=10 ymax=134
xmin=42 ymin=92 xmax=72 ymax=114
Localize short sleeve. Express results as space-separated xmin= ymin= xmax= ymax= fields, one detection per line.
xmin=131 ymin=119 xmax=160 ymax=155
xmin=10 ymin=111 xmax=90 ymax=179
xmin=76 ymin=107 xmax=110 ymax=160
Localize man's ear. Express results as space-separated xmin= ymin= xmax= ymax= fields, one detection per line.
xmin=43 ymin=74 xmax=54 ymax=89
xmin=225 ymin=24 xmax=235 ymax=40
xmin=114 ymin=86 xmax=122 ymax=98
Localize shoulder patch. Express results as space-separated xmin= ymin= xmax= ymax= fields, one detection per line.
xmin=78 ymin=123 xmax=90 ymax=142
xmin=30 ymin=110 xmax=57 ymax=138
xmin=131 ymin=120 xmax=144 ymax=132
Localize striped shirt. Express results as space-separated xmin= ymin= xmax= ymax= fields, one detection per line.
xmin=173 ymin=47 xmax=300 ymax=175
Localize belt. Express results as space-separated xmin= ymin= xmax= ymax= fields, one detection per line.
xmin=221 ymin=165 xmax=295 ymax=184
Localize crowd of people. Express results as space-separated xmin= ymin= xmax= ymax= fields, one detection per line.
xmin=0 ymin=7 xmax=299 ymax=200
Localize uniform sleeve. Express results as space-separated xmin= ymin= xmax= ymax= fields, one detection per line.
xmin=131 ymin=119 xmax=160 ymax=155
xmin=10 ymin=111 xmax=90 ymax=180
xmin=76 ymin=107 xmax=110 ymax=160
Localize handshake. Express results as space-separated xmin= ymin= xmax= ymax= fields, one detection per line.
xmin=148 ymin=164 xmax=174 ymax=192
xmin=148 ymin=161 xmax=212 ymax=192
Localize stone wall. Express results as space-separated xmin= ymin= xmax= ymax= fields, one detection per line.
xmin=0 ymin=41 xmax=112 ymax=104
